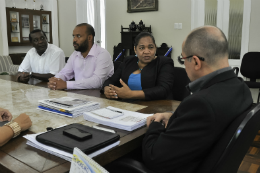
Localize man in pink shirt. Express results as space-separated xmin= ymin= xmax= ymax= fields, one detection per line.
xmin=47 ymin=23 xmax=114 ymax=90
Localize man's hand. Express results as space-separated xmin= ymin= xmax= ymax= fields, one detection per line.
xmin=48 ymin=78 xmax=67 ymax=90
xmin=146 ymin=112 xmax=173 ymax=128
xmin=48 ymin=77 xmax=58 ymax=90
xmin=104 ymin=85 xmax=118 ymax=99
xmin=13 ymin=113 xmax=32 ymax=131
xmin=18 ymin=72 xmax=30 ymax=83
xmin=110 ymin=79 xmax=133 ymax=99
xmin=0 ymin=108 xmax=12 ymax=122
xmin=48 ymin=77 xmax=57 ymax=82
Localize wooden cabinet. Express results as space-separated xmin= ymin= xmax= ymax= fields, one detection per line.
xmin=120 ymin=25 xmax=151 ymax=55
xmin=6 ymin=7 xmax=52 ymax=46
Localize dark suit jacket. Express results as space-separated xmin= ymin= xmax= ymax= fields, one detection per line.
xmin=142 ymin=70 xmax=253 ymax=173
xmin=102 ymin=56 xmax=174 ymax=100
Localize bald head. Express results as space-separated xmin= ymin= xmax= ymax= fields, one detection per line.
xmin=183 ymin=26 xmax=228 ymax=66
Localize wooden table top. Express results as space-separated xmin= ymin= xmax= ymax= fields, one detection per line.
xmin=0 ymin=75 xmax=181 ymax=173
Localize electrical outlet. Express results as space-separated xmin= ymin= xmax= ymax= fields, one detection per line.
xmin=174 ymin=23 xmax=179 ymax=29
xmin=178 ymin=23 xmax=182 ymax=29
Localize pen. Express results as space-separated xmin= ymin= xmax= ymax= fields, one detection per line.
xmin=114 ymin=49 xmax=125 ymax=62
xmin=106 ymin=107 xmax=123 ymax=114
xmin=164 ymin=47 xmax=173 ymax=56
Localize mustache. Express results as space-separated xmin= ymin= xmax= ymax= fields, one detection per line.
xmin=73 ymin=42 xmax=79 ymax=46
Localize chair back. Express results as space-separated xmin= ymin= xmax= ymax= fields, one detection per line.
xmin=65 ymin=57 xmax=69 ymax=63
xmin=172 ymin=67 xmax=190 ymax=101
xmin=240 ymin=52 xmax=260 ymax=80
xmin=197 ymin=103 xmax=260 ymax=173
xmin=0 ymin=55 xmax=12 ymax=73
xmin=156 ymin=43 xmax=172 ymax=58
xmin=113 ymin=43 xmax=125 ymax=62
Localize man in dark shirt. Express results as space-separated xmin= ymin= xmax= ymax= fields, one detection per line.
xmin=142 ymin=26 xmax=253 ymax=173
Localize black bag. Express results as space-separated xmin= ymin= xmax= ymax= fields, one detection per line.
xmin=36 ymin=123 xmax=120 ymax=154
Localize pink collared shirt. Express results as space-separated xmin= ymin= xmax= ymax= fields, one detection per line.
xmin=55 ymin=44 xmax=114 ymax=89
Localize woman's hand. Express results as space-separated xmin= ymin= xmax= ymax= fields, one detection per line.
xmin=110 ymin=79 xmax=133 ymax=99
xmin=0 ymin=108 xmax=12 ymax=122
xmin=13 ymin=113 xmax=32 ymax=131
xmin=104 ymin=86 xmax=118 ymax=99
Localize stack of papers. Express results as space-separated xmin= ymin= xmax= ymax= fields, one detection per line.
xmin=83 ymin=106 xmax=153 ymax=131
xmin=38 ymin=97 xmax=100 ymax=118
xmin=91 ymin=107 xmax=124 ymax=119
xmin=24 ymin=131 xmax=120 ymax=162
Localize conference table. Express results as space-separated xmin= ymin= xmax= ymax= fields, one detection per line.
xmin=0 ymin=75 xmax=181 ymax=173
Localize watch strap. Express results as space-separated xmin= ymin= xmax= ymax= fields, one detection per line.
xmin=5 ymin=122 xmax=21 ymax=138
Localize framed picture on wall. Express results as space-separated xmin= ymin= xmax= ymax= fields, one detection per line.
xmin=127 ymin=0 xmax=158 ymax=13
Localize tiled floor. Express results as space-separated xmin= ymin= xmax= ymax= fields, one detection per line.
xmin=238 ymin=132 xmax=260 ymax=173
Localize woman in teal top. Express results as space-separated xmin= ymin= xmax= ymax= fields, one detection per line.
xmin=102 ymin=32 xmax=174 ymax=100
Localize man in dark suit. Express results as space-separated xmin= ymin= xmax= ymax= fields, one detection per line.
xmin=142 ymin=26 xmax=253 ymax=173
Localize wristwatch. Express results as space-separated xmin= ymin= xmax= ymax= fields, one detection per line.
xmin=5 ymin=122 xmax=21 ymax=138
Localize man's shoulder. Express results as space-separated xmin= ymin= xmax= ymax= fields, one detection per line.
xmin=48 ymin=44 xmax=64 ymax=53
xmin=66 ymin=51 xmax=81 ymax=61
xmin=95 ymin=44 xmax=110 ymax=56
xmin=26 ymin=47 xmax=36 ymax=55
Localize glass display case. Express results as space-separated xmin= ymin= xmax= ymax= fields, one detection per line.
xmin=6 ymin=7 xmax=52 ymax=46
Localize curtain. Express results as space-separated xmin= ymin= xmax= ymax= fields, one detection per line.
xmin=0 ymin=0 xmax=8 ymax=55
xmin=76 ymin=0 xmax=88 ymax=25
xmin=75 ymin=0 xmax=106 ymax=48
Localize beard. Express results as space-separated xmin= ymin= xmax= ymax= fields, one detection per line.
xmin=74 ymin=38 xmax=88 ymax=53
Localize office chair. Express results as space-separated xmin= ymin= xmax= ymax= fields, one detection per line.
xmin=240 ymin=52 xmax=260 ymax=103
xmin=113 ymin=61 xmax=122 ymax=73
xmin=105 ymin=103 xmax=260 ymax=173
xmin=172 ymin=67 xmax=190 ymax=101
xmin=156 ymin=43 xmax=172 ymax=58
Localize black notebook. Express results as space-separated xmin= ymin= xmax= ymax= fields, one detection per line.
xmin=36 ymin=123 xmax=120 ymax=154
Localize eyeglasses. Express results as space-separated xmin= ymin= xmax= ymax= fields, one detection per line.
xmin=178 ymin=54 xmax=205 ymax=65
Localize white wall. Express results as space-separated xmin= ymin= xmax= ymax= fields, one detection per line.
xmin=106 ymin=0 xmax=191 ymax=67
xmin=57 ymin=0 xmax=76 ymax=57
xmin=248 ymin=0 xmax=260 ymax=52
xmin=248 ymin=0 xmax=260 ymax=103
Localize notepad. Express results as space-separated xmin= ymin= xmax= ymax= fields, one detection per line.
xmin=91 ymin=106 xmax=124 ymax=119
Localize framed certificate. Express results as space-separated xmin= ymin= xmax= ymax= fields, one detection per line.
xmin=11 ymin=37 xmax=19 ymax=42
xmin=42 ymin=16 xmax=47 ymax=23
xmin=11 ymin=13 xmax=17 ymax=22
